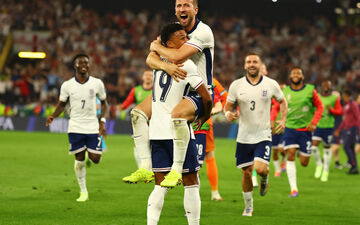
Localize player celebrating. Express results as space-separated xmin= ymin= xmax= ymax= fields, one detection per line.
xmin=224 ymin=53 xmax=287 ymax=216
xmin=282 ymin=67 xmax=323 ymax=197
xmin=123 ymin=0 xmax=215 ymax=188
xmin=147 ymin=23 xmax=212 ymax=225
xmin=46 ymin=54 xmax=108 ymax=202
xmin=311 ymin=80 xmax=342 ymax=182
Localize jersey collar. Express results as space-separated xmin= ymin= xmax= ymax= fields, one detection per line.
xmin=246 ymin=75 xmax=263 ymax=86
xmin=290 ymin=83 xmax=306 ymax=91
xmin=75 ymin=75 xmax=89 ymax=84
xmin=188 ymin=17 xmax=200 ymax=35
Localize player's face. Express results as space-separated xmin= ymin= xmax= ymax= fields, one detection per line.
xmin=321 ymin=81 xmax=331 ymax=94
xmin=289 ymin=68 xmax=304 ymax=85
xmin=74 ymin=57 xmax=89 ymax=76
xmin=175 ymin=0 xmax=198 ymax=28
xmin=142 ymin=71 xmax=153 ymax=84
xmin=244 ymin=55 xmax=261 ymax=78
xmin=167 ymin=29 xmax=189 ymax=49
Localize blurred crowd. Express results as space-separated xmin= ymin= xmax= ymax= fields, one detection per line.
xmin=0 ymin=0 xmax=360 ymax=118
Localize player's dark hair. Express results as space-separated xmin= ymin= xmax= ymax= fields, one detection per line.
xmin=72 ymin=53 xmax=89 ymax=65
xmin=343 ymin=88 xmax=352 ymax=96
xmin=175 ymin=0 xmax=198 ymax=7
xmin=291 ymin=66 xmax=303 ymax=73
xmin=160 ymin=23 xmax=184 ymax=47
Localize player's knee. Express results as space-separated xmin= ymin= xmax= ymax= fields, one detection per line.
xmin=256 ymin=167 xmax=268 ymax=177
xmin=89 ymin=154 xmax=101 ymax=164
xmin=182 ymin=172 xmax=198 ymax=186
xmin=171 ymin=110 xmax=187 ymax=119
xmin=242 ymin=167 xmax=252 ymax=179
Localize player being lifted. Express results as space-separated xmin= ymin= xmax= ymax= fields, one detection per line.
xmin=311 ymin=80 xmax=342 ymax=182
xmin=224 ymin=53 xmax=287 ymax=216
xmin=282 ymin=67 xmax=323 ymax=197
xmin=147 ymin=23 xmax=212 ymax=225
xmin=123 ymin=0 xmax=214 ymax=188
xmin=46 ymin=54 xmax=108 ymax=202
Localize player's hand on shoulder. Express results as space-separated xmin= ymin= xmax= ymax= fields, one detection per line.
xmin=46 ymin=115 xmax=54 ymax=126
xmin=150 ymin=38 xmax=161 ymax=52
xmin=164 ymin=63 xmax=187 ymax=82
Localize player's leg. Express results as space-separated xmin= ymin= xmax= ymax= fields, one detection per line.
xmin=68 ymin=133 xmax=89 ymax=202
xmin=147 ymin=140 xmax=171 ymax=225
xmin=86 ymin=134 xmax=103 ymax=164
xmin=272 ymin=134 xmax=281 ymax=177
xmin=161 ymin=98 xmax=196 ymax=187
xmin=181 ymin=139 xmax=201 ymax=225
xmin=123 ymin=95 xmax=154 ymax=183
xmin=235 ymin=143 xmax=254 ymax=216
xmin=253 ymin=141 xmax=271 ymax=196
xmin=283 ymin=128 xmax=299 ymax=197
xmin=343 ymin=127 xmax=359 ymax=174
xmin=321 ymin=130 xmax=333 ymax=182
xmin=312 ymin=130 xmax=323 ymax=178
xmin=205 ymin=125 xmax=222 ymax=201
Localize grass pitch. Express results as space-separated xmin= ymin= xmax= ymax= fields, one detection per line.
xmin=1 ymin=131 xmax=359 ymax=225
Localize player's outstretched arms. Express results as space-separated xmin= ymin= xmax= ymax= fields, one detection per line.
xmin=146 ymin=51 xmax=187 ymax=82
xmin=193 ymin=84 xmax=212 ymax=131
xmin=46 ymin=101 xmax=67 ymax=126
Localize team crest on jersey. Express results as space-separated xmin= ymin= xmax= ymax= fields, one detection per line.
xmin=262 ymin=90 xmax=268 ymax=97
xmin=89 ymin=89 xmax=94 ymax=96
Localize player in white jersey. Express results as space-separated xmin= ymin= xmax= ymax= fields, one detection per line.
xmin=46 ymin=54 xmax=108 ymax=202
xmin=123 ymin=0 xmax=215 ymax=187
xmin=224 ymin=53 xmax=288 ymax=216
xmin=146 ymin=23 xmax=212 ymax=225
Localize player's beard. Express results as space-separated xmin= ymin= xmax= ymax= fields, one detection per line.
xmin=177 ymin=14 xmax=194 ymax=28
xmin=290 ymin=77 xmax=303 ymax=85
xmin=247 ymin=68 xmax=260 ymax=78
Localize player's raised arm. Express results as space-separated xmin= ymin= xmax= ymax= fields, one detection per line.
xmin=146 ymin=51 xmax=187 ymax=82
xmin=46 ymin=101 xmax=67 ymax=126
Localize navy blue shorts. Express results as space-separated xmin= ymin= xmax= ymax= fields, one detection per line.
xmin=235 ymin=141 xmax=272 ymax=168
xmin=68 ymin=133 xmax=102 ymax=155
xmin=283 ymin=128 xmax=312 ymax=156
xmin=272 ymin=134 xmax=284 ymax=149
xmin=184 ymin=92 xmax=204 ymax=120
xmin=151 ymin=139 xmax=200 ymax=173
xmin=313 ymin=127 xmax=334 ymax=147
xmin=195 ymin=133 xmax=206 ymax=165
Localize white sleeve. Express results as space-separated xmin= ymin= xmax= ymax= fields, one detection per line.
xmin=59 ymin=82 xmax=69 ymax=102
xmin=226 ymin=81 xmax=237 ymax=104
xmin=184 ymin=62 xmax=204 ymax=89
xmin=185 ymin=27 xmax=214 ymax=51
xmin=97 ymin=80 xmax=106 ymax=100
xmin=271 ymin=80 xmax=284 ymax=102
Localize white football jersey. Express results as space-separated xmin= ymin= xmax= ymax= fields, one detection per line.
xmin=227 ymin=76 xmax=284 ymax=144
xmin=149 ymin=60 xmax=204 ymax=140
xmin=59 ymin=76 xmax=106 ymax=134
xmin=185 ymin=19 xmax=214 ymax=92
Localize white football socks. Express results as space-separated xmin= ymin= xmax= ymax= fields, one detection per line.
xmin=312 ymin=146 xmax=322 ymax=167
xmin=286 ymin=161 xmax=298 ymax=191
xmin=133 ymin=147 xmax=141 ymax=168
xmin=147 ymin=185 xmax=169 ymax=225
xmin=184 ymin=185 xmax=201 ymax=225
xmin=131 ymin=109 xmax=152 ymax=170
xmin=172 ymin=118 xmax=190 ymax=174
xmin=74 ymin=160 xmax=87 ymax=193
xmin=273 ymin=160 xmax=281 ymax=172
xmin=323 ymin=148 xmax=331 ymax=173
xmin=242 ymin=191 xmax=253 ymax=210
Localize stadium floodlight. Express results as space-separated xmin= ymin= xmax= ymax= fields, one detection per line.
xmin=334 ymin=8 xmax=343 ymax=14
xmin=18 ymin=51 xmax=46 ymax=59
xmin=357 ymin=2 xmax=360 ymax=9
xmin=272 ymin=0 xmax=278 ymax=2
xmin=316 ymin=0 xmax=322 ymax=3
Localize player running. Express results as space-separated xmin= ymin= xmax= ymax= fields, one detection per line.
xmin=311 ymin=80 xmax=342 ymax=182
xmin=46 ymin=54 xmax=108 ymax=202
xmin=146 ymin=23 xmax=212 ymax=225
xmin=282 ymin=67 xmax=323 ymax=197
xmin=224 ymin=53 xmax=287 ymax=216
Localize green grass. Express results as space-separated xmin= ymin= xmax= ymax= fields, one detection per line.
xmin=0 ymin=131 xmax=359 ymax=225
